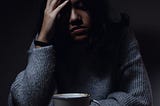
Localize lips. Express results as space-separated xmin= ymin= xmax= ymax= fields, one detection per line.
xmin=70 ymin=26 xmax=88 ymax=35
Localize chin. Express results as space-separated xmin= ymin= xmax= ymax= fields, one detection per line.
xmin=72 ymin=35 xmax=88 ymax=41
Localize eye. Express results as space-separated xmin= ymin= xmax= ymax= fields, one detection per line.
xmin=75 ymin=2 xmax=88 ymax=10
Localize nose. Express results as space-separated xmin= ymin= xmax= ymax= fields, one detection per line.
xmin=69 ymin=9 xmax=81 ymax=25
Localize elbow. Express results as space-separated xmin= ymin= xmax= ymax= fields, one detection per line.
xmin=132 ymin=93 xmax=153 ymax=106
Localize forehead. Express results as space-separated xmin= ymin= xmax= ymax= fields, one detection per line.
xmin=70 ymin=0 xmax=84 ymax=4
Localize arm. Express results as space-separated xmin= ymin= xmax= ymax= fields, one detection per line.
xmin=8 ymin=0 xmax=69 ymax=105
xmin=9 ymin=45 xmax=56 ymax=106
xmin=91 ymin=30 xmax=153 ymax=106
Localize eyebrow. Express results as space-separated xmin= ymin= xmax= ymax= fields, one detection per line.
xmin=72 ymin=0 xmax=83 ymax=6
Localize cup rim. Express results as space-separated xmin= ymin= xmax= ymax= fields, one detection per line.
xmin=52 ymin=93 xmax=90 ymax=99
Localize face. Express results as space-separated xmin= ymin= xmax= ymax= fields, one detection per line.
xmin=68 ymin=0 xmax=91 ymax=41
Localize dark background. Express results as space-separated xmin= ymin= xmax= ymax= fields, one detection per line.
xmin=0 ymin=0 xmax=160 ymax=106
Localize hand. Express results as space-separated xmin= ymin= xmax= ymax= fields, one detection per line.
xmin=37 ymin=0 xmax=69 ymax=43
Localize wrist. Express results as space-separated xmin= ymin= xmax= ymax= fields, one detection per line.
xmin=37 ymin=32 xmax=48 ymax=42
xmin=34 ymin=40 xmax=51 ymax=48
xmin=38 ymin=30 xmax=55 ymax=43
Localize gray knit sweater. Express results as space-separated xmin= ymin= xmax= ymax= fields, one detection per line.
xmin=8 ymin=30 xmax=153 ymax=106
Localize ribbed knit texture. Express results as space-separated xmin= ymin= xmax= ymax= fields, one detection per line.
xmin=8 ymin=32 xmax=153 ymax=106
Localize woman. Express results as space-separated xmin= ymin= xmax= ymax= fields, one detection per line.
xmin=8 ymin=0 xmax=153 ymax=105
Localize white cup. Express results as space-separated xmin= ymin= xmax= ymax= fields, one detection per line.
xmin=52 ymin=93 xmax=100 ymax=106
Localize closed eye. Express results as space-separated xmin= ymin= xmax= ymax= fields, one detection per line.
xmin=73 ymin=1 xmax=88 ymax=10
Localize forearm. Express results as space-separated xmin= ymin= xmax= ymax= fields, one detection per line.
xmin=10 ymin=45 xmax=56 ymax=106
xmin=90 ymin=32 xmax=152 ymax=106
xmin=91 ymin=91 xmax=152 ymax=106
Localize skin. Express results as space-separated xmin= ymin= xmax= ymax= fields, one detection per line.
xmin=36 ymin=0 xmax=91 ymax=48
xmin=69 ymin=0 xmax=91 ymax=41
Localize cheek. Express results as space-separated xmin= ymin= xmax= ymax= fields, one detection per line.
xmin=80 ymin=12 xmax=91 ymax=26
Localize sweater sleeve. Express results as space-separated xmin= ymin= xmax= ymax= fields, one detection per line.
xmin=91 ymin=31 xmax=153 ymax=106
xmin=9 ymin=42 xmax=56 ymax=106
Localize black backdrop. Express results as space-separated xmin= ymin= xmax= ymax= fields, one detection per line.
xmin=0 ymin=0 xmax=160 ymax=106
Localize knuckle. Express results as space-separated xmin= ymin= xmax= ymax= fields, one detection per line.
xmin=57 ymin=5 xmax=62 ymax=10
xmin=47 ymin=13 xmax=54 ymax=18
xmin=45 ymin=10 xmax=50 ymax=15
xmin=44 ymin=10 xmax=48 ymax=13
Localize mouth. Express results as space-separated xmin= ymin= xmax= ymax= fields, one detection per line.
xmin=70 ymin=26 xmax=88 ymax=35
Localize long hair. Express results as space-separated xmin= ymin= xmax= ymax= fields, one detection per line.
xmin=79 ymin=0 xmax=130 ymax=55
xmin=35 ymin=0 xmax=130 ymax=77
xmin=36 ymin=0 xmax=129 ymax=55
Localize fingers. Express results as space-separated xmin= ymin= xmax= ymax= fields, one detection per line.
xmin=46 ymin=0 xmax=59 ymax=12
xmin=46 ymin=0 xmax=53 ymax=10
xmin=51 ymin=0 xmax=69 ymax=15
xmin=50 ymin=0 xmax=61 ymax=10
